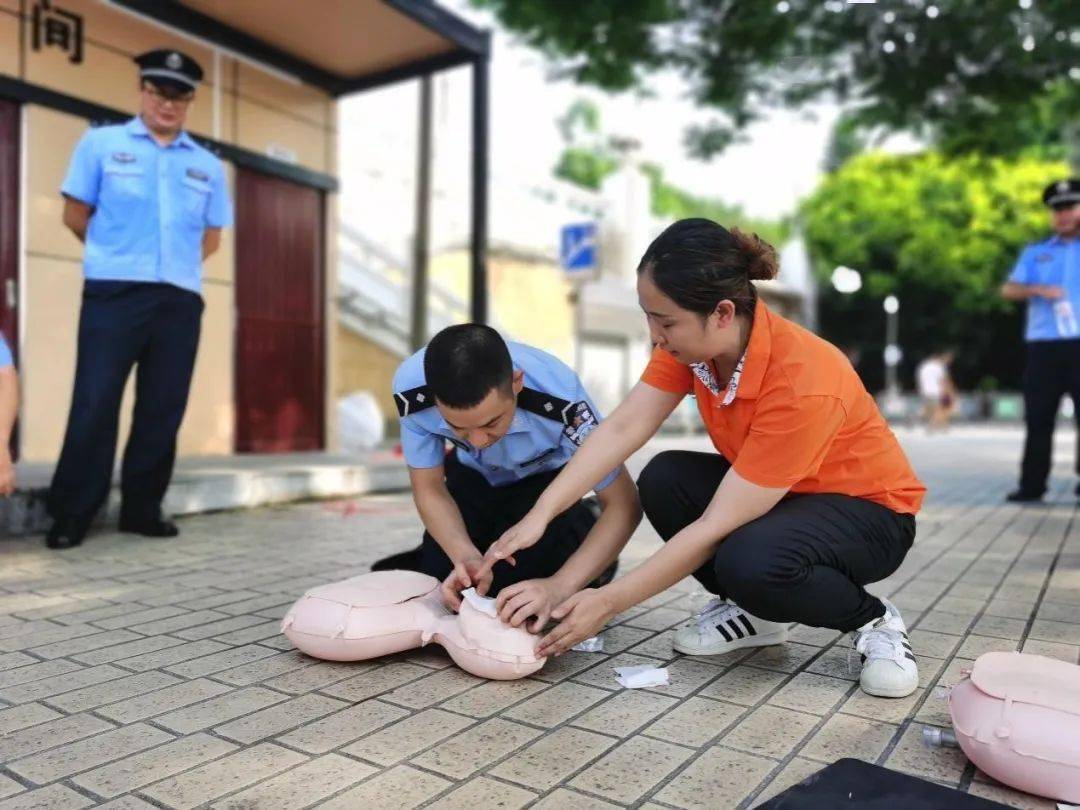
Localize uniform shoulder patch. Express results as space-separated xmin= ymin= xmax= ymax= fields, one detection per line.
xmin=562 ymin=400 xmax=598 ymax=446
xmin=394 ymin=385 xmax=435 ymax=418
xmin=517 ymin=387 xmax=598 ymax=446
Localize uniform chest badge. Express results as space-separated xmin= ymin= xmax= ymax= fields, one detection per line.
xmin=1035 ymin=253 xmax=1054 ymax=263
xmin=185 ymin=168 xmax=209 ymax=182
xmin=111 ymin=152 xmax=136 ymax=163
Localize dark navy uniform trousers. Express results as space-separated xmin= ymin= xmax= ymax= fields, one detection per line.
xmin=47 ymin=281 xmax=203 ymax=525
xmin=419 ymin=452 xmax=598 ymax=595
xmin=1019 ymin=338 xmax=1080 ymax=496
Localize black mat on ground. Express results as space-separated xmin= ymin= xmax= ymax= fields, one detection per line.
xmin=758 ymin=758 xmax=1008 ymax=808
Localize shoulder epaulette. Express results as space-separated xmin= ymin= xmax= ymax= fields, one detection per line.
xmin=517 ymin=387 xmax=574 ymax=425
xmin=394 ymin=385 xmax=435 ymax=418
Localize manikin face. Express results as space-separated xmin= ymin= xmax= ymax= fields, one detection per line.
xmin=139 ymin=80 xmax=193 ymax=135
xmin=436 ymin=369 xmax=525 ymax=450
xmin=637 ymin=269 xmax=738 ymax=365
xmin=1051 ymin=203 xmax=1080 ymax=239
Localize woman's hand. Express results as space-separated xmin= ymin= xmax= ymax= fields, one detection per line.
xmin=495 ymin=577 xmax=568 ymax=633
xmin=440 ymin=555 xmax=493 ymax=611
xmin=536 ymin=588 xmax=617 ymax=657
xmin=478 ymin=511 xmax=550 ymax=580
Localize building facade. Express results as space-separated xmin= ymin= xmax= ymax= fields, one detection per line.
xmin=0 ymin=0 xmax=489 ymax=463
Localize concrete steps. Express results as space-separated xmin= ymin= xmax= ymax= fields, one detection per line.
xmin=2 ymin=449 xmax=410 ymax=537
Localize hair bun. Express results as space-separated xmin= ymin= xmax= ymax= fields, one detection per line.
xmin=730 ymin=227 xmax=779 ymax=281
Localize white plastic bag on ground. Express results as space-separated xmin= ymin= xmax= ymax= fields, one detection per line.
xmin=337 ymin=391 xmax=385 ymax=453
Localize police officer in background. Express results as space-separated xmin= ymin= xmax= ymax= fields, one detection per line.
xmin=0 ymin=333 xmax=17 ymax=497
xmin=45 ymin=49 xmax=232 ymax=549
xmin=374 ymin=324 xmax=641 ymax=632
xmin=1002 ymin=179 xmax=1080 ymax=503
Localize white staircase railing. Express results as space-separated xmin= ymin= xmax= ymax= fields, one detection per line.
xmin=337 ymin=223 xmax=471 ymax=357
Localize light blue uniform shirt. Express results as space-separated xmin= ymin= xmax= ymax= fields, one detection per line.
xmin=1008 ymin=236 xmax=1080 ymax=342
xmin=393 ymin=341 xmax=620 ymax=492
xmin=60 ymin=117 xmax=232 ymax=296
xmin=0 ymin=334 xmax=11 ymax=369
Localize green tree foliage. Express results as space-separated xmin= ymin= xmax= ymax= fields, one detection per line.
xmin=472 ymin=0 xmax=1080 ymax=161
xmin=552 ymin=99 xmax=619 ymax=190
xmin=553 ymin=147 xmax=618 ymax=190
xmin=801 ymin=151 xmax=1070 ymax=390
xmin=823 ymin=113 xmax=872 ymax=174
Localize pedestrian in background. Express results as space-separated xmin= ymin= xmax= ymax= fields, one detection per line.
xmin=1001 ymin=179 xmax=1080 ymax=503
xmin=916 ymin=350 xmax=956 ymax=432
xmin=45 ymin=49 xmax=233 ymax=548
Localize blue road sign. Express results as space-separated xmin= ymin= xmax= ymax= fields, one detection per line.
xmin=560 ymin=222 xmax=597 ymax=273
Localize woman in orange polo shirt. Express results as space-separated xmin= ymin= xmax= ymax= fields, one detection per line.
xmin=482 ymin=218 xmax=926 ymax=699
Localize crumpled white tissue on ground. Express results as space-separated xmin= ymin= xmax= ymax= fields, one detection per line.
xmin=461 ymin=588 xmax=498 ymax=618
xmin=615 ymin=664 xmax=669 ymax=688
xmin=573 ymin=635 xmax=605 ymax=653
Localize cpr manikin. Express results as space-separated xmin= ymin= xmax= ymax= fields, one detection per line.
xmin=947 ymin=651 xmax=1080 ymax=803
xmin=281 ymin=570 xmax=546 ymax=680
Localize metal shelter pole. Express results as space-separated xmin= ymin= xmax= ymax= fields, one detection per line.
xmin=469 ymin=55 xmax=490 ymax=324
xmin=410 ymin=73 xmax=433 ymax=351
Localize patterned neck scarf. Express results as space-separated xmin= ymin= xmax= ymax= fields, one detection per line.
xmin=690 ymin=350 xmax=746 ymax=407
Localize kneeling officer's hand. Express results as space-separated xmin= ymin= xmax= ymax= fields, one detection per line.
xmin=441 ymin=555 xmax=493 ymax=612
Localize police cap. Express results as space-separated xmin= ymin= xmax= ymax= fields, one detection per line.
xmin=134 ymin=49 xmax=203 ymax=93
xmin=1043 ymin=178 xmax=1080 ymax=209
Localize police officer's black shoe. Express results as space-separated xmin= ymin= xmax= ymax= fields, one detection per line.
xmin=1006 ymin=490 xmax=1044 ymax=504
xmin=45 ymin=517 xmax=86 ymax=550
xmin=371 ymin=546 xmax=423 ymax=572
xmin=119 ymin=516 xmax=179 ymax=537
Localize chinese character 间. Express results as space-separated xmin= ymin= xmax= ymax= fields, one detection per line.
xmin=31 ymin=0 xmax=84 ymax=65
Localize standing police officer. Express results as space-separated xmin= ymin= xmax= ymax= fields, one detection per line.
xmin=1002 ymin=178 xmax=1080 ymax=503
xmin=45 ymin=49 xmax=232 ymax=549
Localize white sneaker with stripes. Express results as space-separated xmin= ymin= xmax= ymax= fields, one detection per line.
xmin=854 ymin=598 xmax=919 ymax=698
xmin=673 ymin=597 xmax=788 ymax=656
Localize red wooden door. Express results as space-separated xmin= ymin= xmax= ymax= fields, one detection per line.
xmin=0 ymin=99 xmax=19 ymax=459
xmin=234 ymin=168 xmax=325 ymax=453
